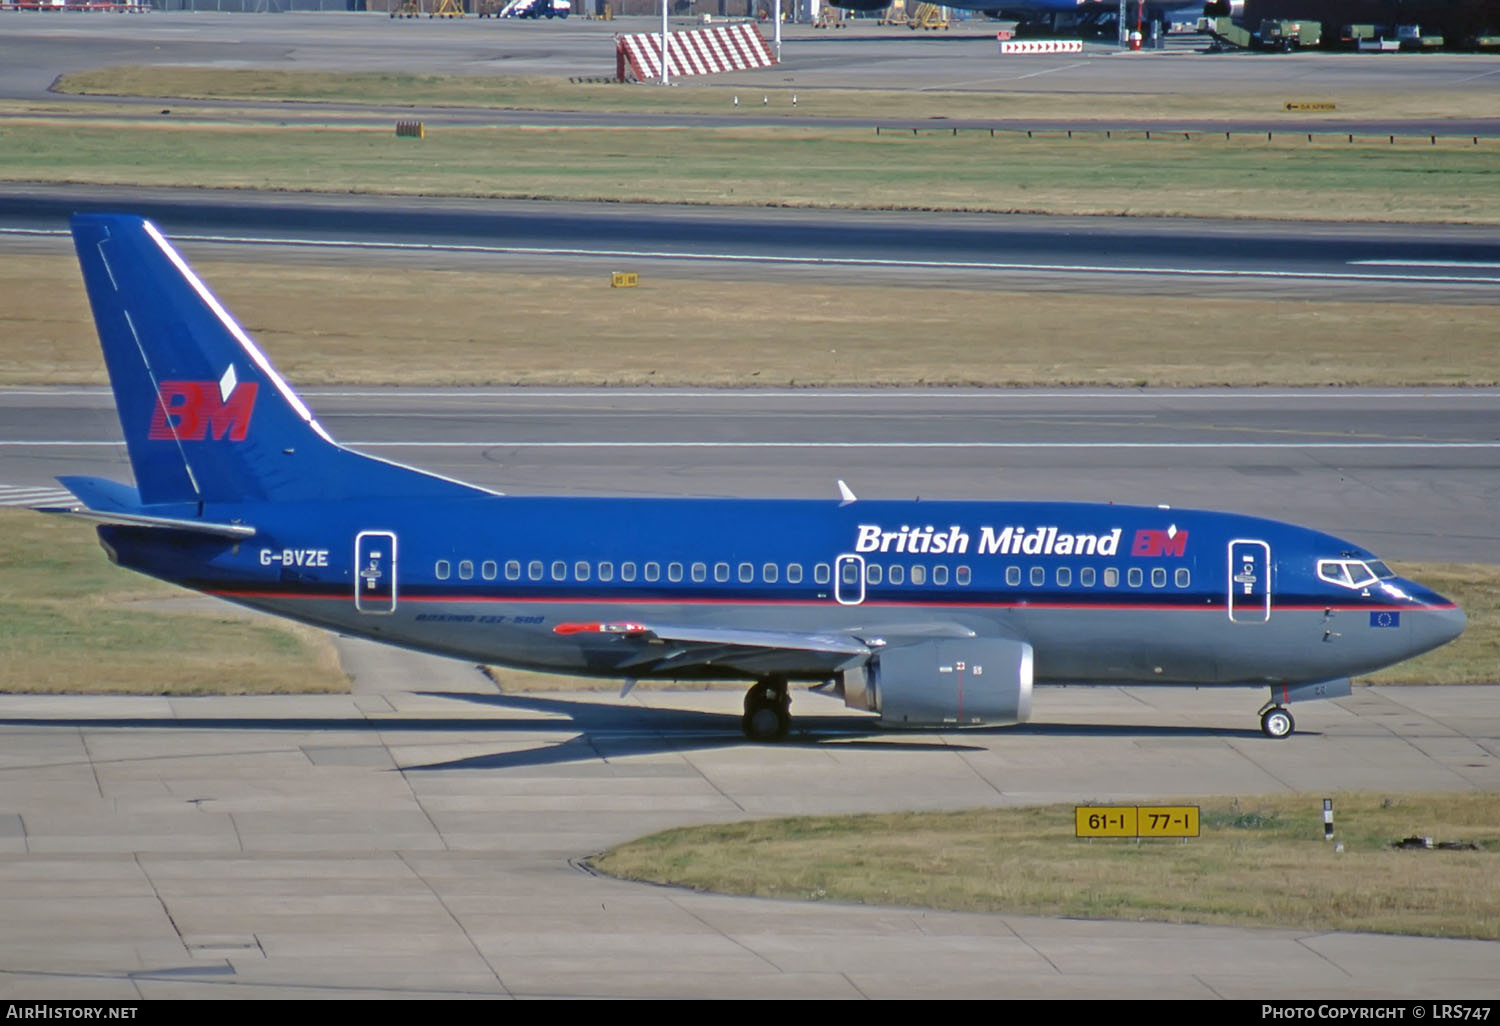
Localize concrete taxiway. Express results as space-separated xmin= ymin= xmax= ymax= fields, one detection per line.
xmin=1 ymin=669 xmax=1499 ymax=998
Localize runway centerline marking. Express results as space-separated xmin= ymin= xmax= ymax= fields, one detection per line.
xmin=346 ymin=441 xmax=1500 ymax=450
xmin=4 ymin=440 xmax=1499 ymax=450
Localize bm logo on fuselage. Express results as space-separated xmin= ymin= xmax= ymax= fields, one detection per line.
xmin=148 ymin=380 xmax=258 ymax=442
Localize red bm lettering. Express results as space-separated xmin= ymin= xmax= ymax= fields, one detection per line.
xmin=1131 ymin=529 xmax=1189 ymax=557
xmin=148 ymin=381 xmax=258 ymax=441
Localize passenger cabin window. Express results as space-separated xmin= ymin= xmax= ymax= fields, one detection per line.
xmin=528 ymin=560 xmax=543 ymax=581
xmin=956 ymin=566 xmax=971 ymax=586
xmin=1056 ymin=567 xmax=1071 ymax=587
xmin=1128 ymin=568 xmax=1143 ymax=588
xmin=668 ymin=562 xmax=683 ymax=583
xmin=1080 ymin=567 xmax=1096 ymax=587
xmin=435 ymin=560 xmax=451 ymax=581
xmin=1104 ymin=568 xmax=1119 ymax=588
xmin=1176 ymin=568 xmax=1190 ymax=588
xmin=505 ymin=560 xmax=520 ymax=581
xmin=621 ymin=562 xmax=637 ymax=582
xmin=1006 ymin=566 xmax=1021 ymax=587
xmin=739 ymin=563 xmax=754 ymax=583
xmin=763 ymin=563 xmax=778 ymax=584
xmin=866 ymin=564 xmax=882 ymax=586
xmin=814 ymin=564 xmax=831 ymax=585
xmin=841 ymin=561 xmax=859 ymax=585
xmin=715 ymin=563 xmax=730 ymax=583
xmin=551 ymin=561 xmax=567 ymax=582
xmin=787 ymin=564 xmax=803 ymax=584
xmin=888 ymin=565 xmax=904 ymax=585
xmin=459 ymin=560 xmax=474 ymax=581
xmin=644 ymin=562 xmax=660 ymax=582
xmin=481 ymin=561 xmax=497 ymax=581
xmin=910 ymin=565 xmax=926 ymax=586
xmin=1030 ymin=567 xmax=1045 ymax=587
xmin=691 ymin=562 xmax=706 ymax=583
xmin=575 ymin=561 xmax=591 ymax=582
xmin=932 ymin=566 xmax=949 ymax=586
xmin=1151 ymin=568 xmax=1167 ymax=588
xmin=598 ymin=562 xmax=614 ymax=582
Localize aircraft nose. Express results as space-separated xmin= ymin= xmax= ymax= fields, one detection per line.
xmin=1413 ymin=600 xmax=1466 ymax=654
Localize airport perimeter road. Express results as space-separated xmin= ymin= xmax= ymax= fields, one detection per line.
xmin=4 ymin=387 xmax=1498 ymax=563
xmin=0 ymin=679 xmax=1498 ymax=999
xmin=4 ymin=188 xmax=1499 ymax=299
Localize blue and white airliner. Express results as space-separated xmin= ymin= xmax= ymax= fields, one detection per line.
xmin=48 ymin=214 xmax=1465 ymax=741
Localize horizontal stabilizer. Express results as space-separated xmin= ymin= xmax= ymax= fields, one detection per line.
xmin=43 ymin=475 xmax=254 ymax=537
xmin=37 ymin=505 xmax=256 ymax=539
xmin=55 ymin=475 xmax=144 ymax=514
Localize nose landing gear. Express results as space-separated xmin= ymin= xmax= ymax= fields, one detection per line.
xmin=1259 ymin=703 xmax=1295 ymax=739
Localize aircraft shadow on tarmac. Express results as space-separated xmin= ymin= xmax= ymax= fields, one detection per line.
xmin=0 ymin=690 xmax=1268 ymax=774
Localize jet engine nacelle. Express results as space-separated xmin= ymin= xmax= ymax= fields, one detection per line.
xmin=847 ymin=638 xmax=1034 ymax=727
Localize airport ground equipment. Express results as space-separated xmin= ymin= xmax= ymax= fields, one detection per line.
xmin=908 ymin=2 xmax=948 ymax=28
xmin=616 ymin=22 xmax=776 ymax=82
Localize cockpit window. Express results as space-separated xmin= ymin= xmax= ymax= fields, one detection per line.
xmin=1317 ymin=559 xmax=1385 ymax=590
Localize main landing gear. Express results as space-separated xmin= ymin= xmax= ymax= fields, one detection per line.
xmin=742 ymin=678 xmax=791 ymax=741
xmin=1259 ymin=702 xmax=1295 ymax=739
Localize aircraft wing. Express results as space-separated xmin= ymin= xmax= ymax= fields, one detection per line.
xmin=553 ymin=620 xmax=874 ymax=677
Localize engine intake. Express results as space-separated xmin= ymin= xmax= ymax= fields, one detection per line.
xmin=847 ymin=638 xmax=1033 ymax=727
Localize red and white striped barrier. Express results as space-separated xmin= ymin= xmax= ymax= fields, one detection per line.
xmin=997 ymin=39 xmax=1084 ymax=54
xmin=617 ymin=23 xmax=776 ymax=83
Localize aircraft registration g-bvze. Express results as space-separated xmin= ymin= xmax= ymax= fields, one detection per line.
xmin=50 ymin=214 xmax=1466 ymax=741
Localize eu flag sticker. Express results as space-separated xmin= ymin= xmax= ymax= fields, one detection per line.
xmin=1370 ymin=611 xmax=1401 ymax=628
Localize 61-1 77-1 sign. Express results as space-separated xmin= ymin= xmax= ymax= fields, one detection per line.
xmin=1076 ymin=806 xmax=1200 ymax=838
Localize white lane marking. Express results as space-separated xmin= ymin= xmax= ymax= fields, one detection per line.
xmin=2 ymin=440 xmax=1498 ymax=449
xmin=176 ymin=235 xmax=1500 ymax=285
xmin=1352 ymin=260 xmax=1500 ymax=269
xmin=346 ymin=441 xmax=1500 ymax=449
xmin=6 ymin=228 xmax=1497 ymax=285
xmin=8 ymin=387 xmax=1500 ymax=401
xmin=0 ymin=485 xmax=76 ymax=506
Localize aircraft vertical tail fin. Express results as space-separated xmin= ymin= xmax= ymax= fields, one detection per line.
xmin=70 ymin=214 xmax=487 ymax=506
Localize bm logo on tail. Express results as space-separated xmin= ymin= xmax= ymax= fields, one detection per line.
xmin=148 ymin=368 xmax=258 ymax=442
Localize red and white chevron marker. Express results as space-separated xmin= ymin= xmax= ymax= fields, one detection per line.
xmin=997 ymin=39 xmax=1086 ymax=54
xmin=616 ymin=23 xmax=777 ymax=82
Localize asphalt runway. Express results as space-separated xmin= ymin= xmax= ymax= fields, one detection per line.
xmin=5 ymin=186 xmax=1499 ymax=300
xmin=4 ymin=386 xmax=1499 ymax=562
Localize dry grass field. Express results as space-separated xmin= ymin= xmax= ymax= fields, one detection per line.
xmin=5 ymin=253 xmax=1496 ymax=388
xmin=593 ymin=793 xmax=1500 ymax=939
